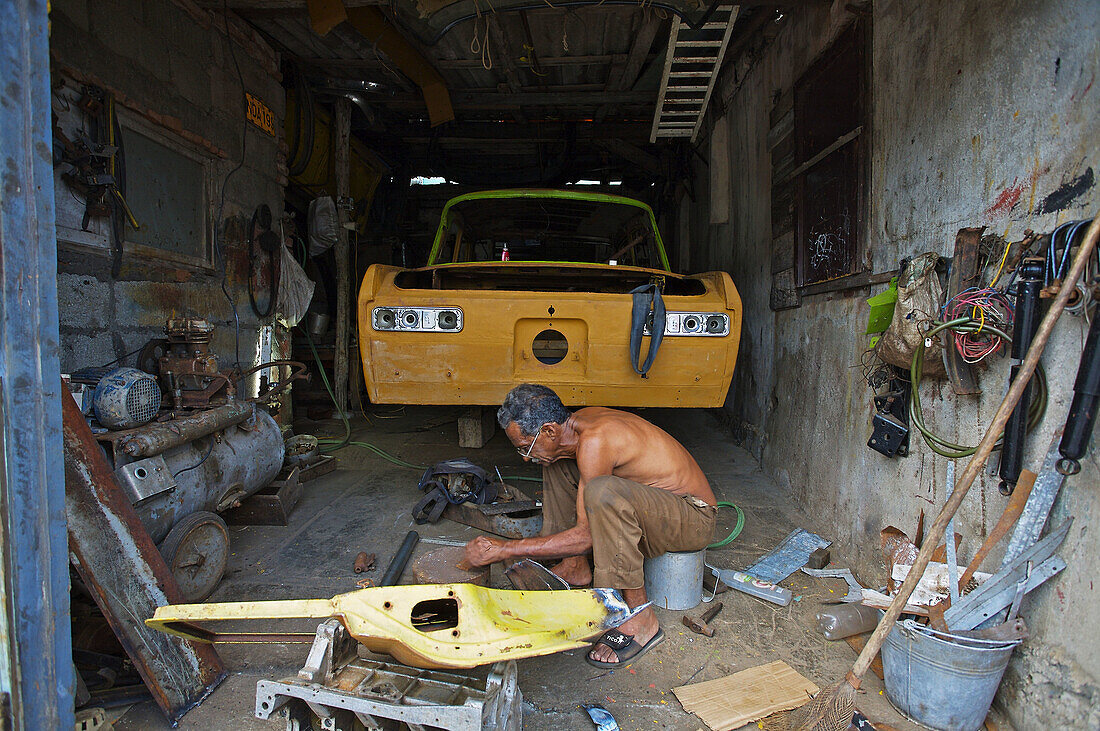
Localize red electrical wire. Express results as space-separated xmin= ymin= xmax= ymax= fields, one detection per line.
xmin=942 ymin=287 xmax=1015 ymax=363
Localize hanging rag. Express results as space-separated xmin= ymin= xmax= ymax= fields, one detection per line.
xmin=629 ymin=283 xmax=666 ymax=377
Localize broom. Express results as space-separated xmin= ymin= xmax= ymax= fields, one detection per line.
xmin=791 ymin=214 xmax=1100 ymax=731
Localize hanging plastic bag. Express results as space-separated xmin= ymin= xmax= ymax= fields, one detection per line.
xmin=275 ymin=246 xmax=315 ymax=328
xmin=308 ymin=196 xmax=338 ymax=257
xmin=876 ymin=252 xmax=946 ymax=377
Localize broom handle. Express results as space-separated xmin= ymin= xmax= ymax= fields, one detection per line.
xmin=848 ymin=215 xmax=1100 ymax=687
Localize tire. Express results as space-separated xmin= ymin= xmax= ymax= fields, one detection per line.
xmin=158 ymin=511 xmax=230 ymax=603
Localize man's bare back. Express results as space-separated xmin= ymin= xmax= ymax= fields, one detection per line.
xmin=568 ymin=407 xmax=715 ymax=506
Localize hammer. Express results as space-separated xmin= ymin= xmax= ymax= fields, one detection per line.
xmin=682 ymin=602 xmax=723 ymax=637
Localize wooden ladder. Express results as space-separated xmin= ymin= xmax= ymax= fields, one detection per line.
xmin=650 ymin=4 xmax=739 ymax=143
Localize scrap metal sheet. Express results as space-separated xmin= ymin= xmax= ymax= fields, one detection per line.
xmin=747 ymin=529 xmax=831 ymax=583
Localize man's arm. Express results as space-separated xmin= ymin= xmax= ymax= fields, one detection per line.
xmin=464 ymin=436 xmax=617 ymax=567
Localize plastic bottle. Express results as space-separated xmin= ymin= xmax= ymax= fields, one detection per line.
xmin=501 ymin=243 xmax=510 ymax=261
xmin=815 ymin=603 xmax=880 ymax=640
xmin=712 ymin=568 xmax=793 ymax=606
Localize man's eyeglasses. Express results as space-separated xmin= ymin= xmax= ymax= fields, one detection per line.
xmin=517 ymin=426 xmax=545 ymax=460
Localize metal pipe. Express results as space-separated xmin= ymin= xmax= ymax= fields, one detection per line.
xmin=999 ymin=258 xmax=1045 ymax=495
xmin=118 ymin=402 xmax=255 ymax=457
xmin=1058 ymin=313 xmax=1100 ymax=474
xmin=380 ymin=531 xmax=420 ymax=586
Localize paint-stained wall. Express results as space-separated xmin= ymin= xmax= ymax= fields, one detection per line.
xmin=49 ymin=0 xmax=288 ymax=378
xmin=685 ymin=0 xmax=1099 ymax=726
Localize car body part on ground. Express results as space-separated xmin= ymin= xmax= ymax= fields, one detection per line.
xmin=254 ymin=619 xmax=520 ymax=730
xmin=441 ymin=484 xmax=544 ymax=538
xmin=358 ymin=189 xmax=742 ymax=408
xmin=146 ymin=584 xmax=641 ymax=669
xmin=62 ymin=388 xmax=226 ymax=723
xmin=412 ymin=546 xmax=491 ymax=586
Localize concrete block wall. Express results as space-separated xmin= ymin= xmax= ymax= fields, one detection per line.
xmin=684 ymin=0 xmax=1099 ymax=726
xmin=50 ymin=0 xmax=287 ymax=379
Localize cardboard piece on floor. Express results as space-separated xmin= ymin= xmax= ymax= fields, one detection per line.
xmin=673 ymin=660 xmax=818 ymax=731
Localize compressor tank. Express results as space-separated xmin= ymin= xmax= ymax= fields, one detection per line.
xmin=118 ymin=405 xmax=284 ymax=543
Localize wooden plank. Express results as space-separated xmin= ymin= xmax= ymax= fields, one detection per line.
xmin=333 ymin=99 xmax=351 ymax=417
xmin=458 ymin=407 xmax=496 ymax=449
xmin=223 ymin=468 xmax=303 ymax=526
xmin=945 ymin=227 xmax=985 ymax=395
xmin=596 ymin=16 xmax=662 ymax=121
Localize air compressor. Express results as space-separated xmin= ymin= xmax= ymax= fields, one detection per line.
xmin=77 ymin=318 xmax=307 ymax=601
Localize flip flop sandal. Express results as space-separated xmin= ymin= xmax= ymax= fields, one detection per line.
xmin=585 ymin=627 xmax=666 ymax=669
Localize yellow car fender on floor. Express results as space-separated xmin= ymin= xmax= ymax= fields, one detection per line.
xmin=146 ymin=583 xmax=638 ymax=669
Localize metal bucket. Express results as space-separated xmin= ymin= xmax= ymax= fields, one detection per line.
xmin=881 ymin=619 xmax=1021 ymax=731
xmin=643 ymin=549 xmax=704 ymax=610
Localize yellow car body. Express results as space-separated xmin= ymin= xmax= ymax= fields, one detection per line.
xmin=357 ymin=190 xmax=741 ymax=407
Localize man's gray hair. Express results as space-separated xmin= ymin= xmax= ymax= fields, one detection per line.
xmin=497 ymin=384 xmax=572 ymax=437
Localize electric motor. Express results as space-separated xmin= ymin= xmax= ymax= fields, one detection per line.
xmin=93 ymin=367 xmax=162 ymax=430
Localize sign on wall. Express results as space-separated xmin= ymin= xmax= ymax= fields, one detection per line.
xmin=246 ymin=93 xmax=276 ymax=137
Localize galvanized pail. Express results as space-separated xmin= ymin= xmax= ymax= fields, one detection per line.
xmin=881 ymin=619 xmax=1021 ymax=731
xmin=643 ymin=549 xmax=705 ymax=611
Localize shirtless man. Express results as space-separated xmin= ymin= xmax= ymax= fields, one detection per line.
xmin=463 ymin=383 xmax=717 ymax=668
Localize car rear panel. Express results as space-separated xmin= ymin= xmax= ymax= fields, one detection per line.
xmin=357 ymin=263 xmax=741 ymax=407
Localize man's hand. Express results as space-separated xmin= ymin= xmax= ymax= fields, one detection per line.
xmin=463 ymin=535 xmax=508 ymax=567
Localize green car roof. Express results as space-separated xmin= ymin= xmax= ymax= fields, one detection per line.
xmin=427 ymin=189 xmax=671 ymax=271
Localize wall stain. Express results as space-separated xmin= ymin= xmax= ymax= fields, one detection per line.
xmin=1037 ymin=167 xmax=1094 ymax=214
xmin=985 ymin=179 xmax=1027 ymax=217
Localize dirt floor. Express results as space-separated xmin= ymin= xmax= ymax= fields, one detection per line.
xmin=113 ymin=406 xmax=929 ymax=731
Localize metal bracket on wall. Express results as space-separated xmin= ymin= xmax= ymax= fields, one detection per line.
xmin=868 ymin=369 xmax=911 ymax=458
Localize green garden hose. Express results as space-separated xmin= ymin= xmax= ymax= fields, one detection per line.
xmin=708 ymin=501 xmax=745 ymax=549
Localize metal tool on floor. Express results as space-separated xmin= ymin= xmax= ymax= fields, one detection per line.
xmin=255 ymin=619 xmax=521 ymax=731
xmin=799 ymin=567 xmax=863 ymax=602
xmin=683 ymin=602 xmax=723 ymax=636
xmin=381 ymin=531 xmax=419 ymax=586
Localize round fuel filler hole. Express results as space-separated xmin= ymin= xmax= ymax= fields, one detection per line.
xmin=532 ymin=329 xmax=568 ymax=365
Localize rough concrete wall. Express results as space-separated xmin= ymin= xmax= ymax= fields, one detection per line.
xmin=686 ymin=0 xmax=1100 ymax=726
xmin=50 ymin=0 xmax=286 ymax=379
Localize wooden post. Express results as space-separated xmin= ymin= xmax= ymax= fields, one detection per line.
xmin=333 ymin=98 xmax=351 ymax=417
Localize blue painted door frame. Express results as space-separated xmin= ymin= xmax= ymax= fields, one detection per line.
xmin=0 ymin=0 xmax=76 ymax=728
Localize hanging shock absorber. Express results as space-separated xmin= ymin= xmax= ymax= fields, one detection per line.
xmin=1058 ymin=313 xmax=1100 ymax=475
xmin=999 ymin=258 xmax=1046 ymax=495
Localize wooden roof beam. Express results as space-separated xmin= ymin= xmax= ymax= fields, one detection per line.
xmin=596 ymin=15 xmax=662 ymax=121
